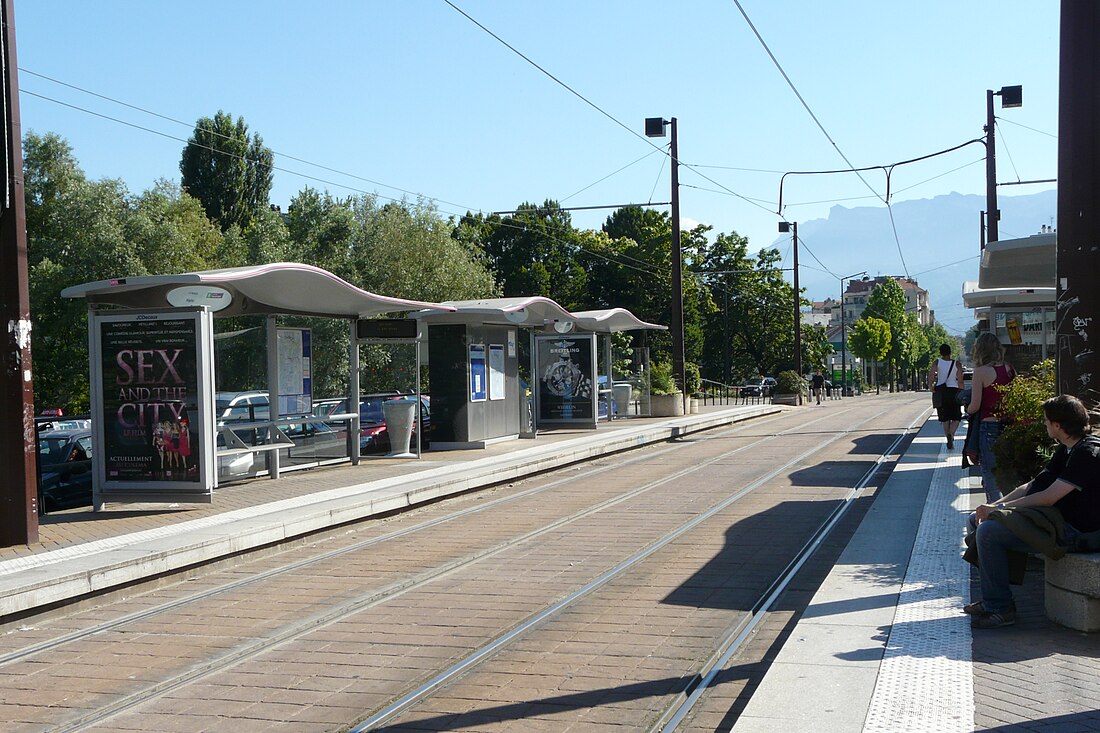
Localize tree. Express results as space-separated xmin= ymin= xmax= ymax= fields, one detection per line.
xmin=696 ymin=230 xmax=797 ymax=381
xmin=180 ymin=111 xmax=273 ymax=232
xmin=25 ymin=133 xmax=227 ymax=411
xmin=861 ymin=278 xmax=908 ymax=391
xmin=801 ymin=323 xmax=834 ymax=375
xmin=848 ymin=317 xmax=891 ymax=394
xmin=459 ymin=200 xmax=588 ymax=309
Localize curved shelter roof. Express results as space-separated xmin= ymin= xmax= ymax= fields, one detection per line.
xmin=978 ymin=232 xmax=1055 ymax=289
xmin=571 ymin=308 xmax=667 ymax=333
xmin=962 ymin=281 xmax=1055 ymax=309
xmin=414 ymin=296 xmax=576 ymax=326
xmin=60 ymin=263 xmax=454 ymax=319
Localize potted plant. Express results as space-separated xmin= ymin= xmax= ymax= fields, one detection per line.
xmin=649 ymin=361 xmax=684 ymax=417
xmin=772 ymin=370 xmax=804 ymax=406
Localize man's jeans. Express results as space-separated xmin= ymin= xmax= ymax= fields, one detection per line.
xmin=973 ymin=514 xmax=1083 ymax=613
xmin=978 ymin=421 xmax=1004 ymax=503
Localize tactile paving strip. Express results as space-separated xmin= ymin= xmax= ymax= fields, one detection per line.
xmin=863 ymin=445 xmax=973 ymax=732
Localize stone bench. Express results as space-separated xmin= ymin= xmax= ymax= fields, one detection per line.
xmin=1045 ymin=553 xmax=1100 ymax=632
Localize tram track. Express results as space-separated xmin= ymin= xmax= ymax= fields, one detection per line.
xmin=349 ymin=403 xmax=927 ymax=732
xmin=0 ymin=397 xmax=927 ymax=732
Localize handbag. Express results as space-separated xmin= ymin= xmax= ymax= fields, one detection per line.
xmin=931 ymin=359 xmax=955 ymax=409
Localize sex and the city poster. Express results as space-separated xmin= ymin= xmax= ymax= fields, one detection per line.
xmin=99 ymin=316 xmax=202 ymax=483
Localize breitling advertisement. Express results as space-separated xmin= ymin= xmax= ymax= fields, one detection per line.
xmin=536 ymin=334 xmax=595 ymax=422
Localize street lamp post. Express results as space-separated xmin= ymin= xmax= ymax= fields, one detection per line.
xmin=984 ymin=85 xmax=1023 ymax=248
xmin=778 ymin=221 xmax=801 ymax=404
xmin=839 ymin=271 xmax=867 ymax=398
xmin=646 ymin=116 xmax=686 ymax=412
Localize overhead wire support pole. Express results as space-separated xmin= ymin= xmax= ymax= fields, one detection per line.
xmin=985 ymin=88 xmax=999 ymax=247
xmin=0 ymin=0 xmax=38 ymax=545
xmin=670 ymin=118 xmax=686 ymax=413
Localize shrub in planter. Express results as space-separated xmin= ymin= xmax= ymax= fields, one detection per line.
xmin=775 ymin=370 xmax=804 ymax=396
xmin=992 ymin=359 xmax=1056 ymax=487
xmin=650 ymin=361 xmax=678 ymax=395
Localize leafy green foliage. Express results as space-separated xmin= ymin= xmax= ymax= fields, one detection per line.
xmin=684 ymin=362 xmax=702 ymax=396
xmin=775 ymin=370 xmax=804 ymax=395
xmin=179 ymin=111 xmax=273 ymax=231
xmin=992 ymin=359 xmax=1057 ymax=487
xmin=649 ymin=361 xmax=678 ymax=395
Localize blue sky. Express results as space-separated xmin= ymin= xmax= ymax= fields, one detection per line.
xmin=17 ymin=1 xmax=1059 ymax=307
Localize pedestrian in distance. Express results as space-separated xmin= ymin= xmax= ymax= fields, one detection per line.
xmin=964 ymin=395 xmax=1100 ymax=629
xmin=929 ymin=343 xmax=963 ymax=449
xmin=811 ymin=369 xmax=826 ymax=405
xmin=967 ymin=332 xmax=1016 ymax=502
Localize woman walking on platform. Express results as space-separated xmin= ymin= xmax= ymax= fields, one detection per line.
xmin=929 ymin=343 xmax=963 ymax=449
xmin=967 ymin=333 xmax=1016 ymax=502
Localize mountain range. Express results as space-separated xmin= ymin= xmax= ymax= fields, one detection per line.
xmin=777 ymin=189 xmax=1057 ymax=335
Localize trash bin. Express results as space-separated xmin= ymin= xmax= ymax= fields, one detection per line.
xmin=382 ymin=398 xmax=417 ymax=458
xmin=612 ymin=382 xmax=633 ymax=416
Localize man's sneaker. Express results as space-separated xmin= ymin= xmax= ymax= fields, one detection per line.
xmin=971 ymin=610 xmax=1016 ymax=629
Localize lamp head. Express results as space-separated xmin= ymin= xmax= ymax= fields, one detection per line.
xmin=644 ymin=118 xmax=668 ymax=137
xmin=999 ymin=85 xmax=1023 ymax=108
xmin=778 ymin=222 xmax=791 ymax=233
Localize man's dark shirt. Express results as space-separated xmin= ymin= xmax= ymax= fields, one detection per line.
xmin=1026 ymin=435 xmax=1100 ymax=532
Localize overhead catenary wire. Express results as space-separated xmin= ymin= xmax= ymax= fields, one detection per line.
xmin=22 ymin=87 xmax=672 ymax=282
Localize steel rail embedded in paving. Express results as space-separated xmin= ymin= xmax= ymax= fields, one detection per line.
xmin=349 ymin=405 xmax=903 ymax=732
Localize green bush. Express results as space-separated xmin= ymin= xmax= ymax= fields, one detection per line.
xmin=650 ymin=361 xmax=678 ymax=395
xmin=684 ymin=362 xmax=702 ymax=396
xmin=775 ymin=370 xmax=804 ymax=395
xmin=992 ymin=359 xmax=1056 ymax=487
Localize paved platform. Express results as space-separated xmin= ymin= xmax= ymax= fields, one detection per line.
xmin=3 ymin=403 xmax=1097 ymax=731
xmin=733 ymin=418 xmax=1100 ymax=733
xmin=0 ymin=402 xmax=780 ymax=621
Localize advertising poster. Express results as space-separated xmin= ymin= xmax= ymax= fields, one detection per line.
xmin=99 ymin=317 xmax=202 ymax=483
xmin=537 ymin=335 xmax=595 ymax=422
xmin=470 ymin=344 xmax=487 ymax=402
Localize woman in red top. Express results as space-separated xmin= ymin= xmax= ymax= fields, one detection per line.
xmin=967 ymin=332 xmax=1016 ymax=502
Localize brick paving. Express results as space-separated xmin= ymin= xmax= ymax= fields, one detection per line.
xmin=2 ymin=395 xmax=1098 ymax=732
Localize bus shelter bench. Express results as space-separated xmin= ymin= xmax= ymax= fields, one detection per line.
xmin=1045 ymin=553 xmax=1100 ymax=632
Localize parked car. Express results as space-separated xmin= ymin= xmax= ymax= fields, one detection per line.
xmin=740 ymin=378 xmax=774 ymax=397
xmin=37 ymin=428 xmax=94 ymax=512
xmin=215 ymin=391 xmax=270 ymax=422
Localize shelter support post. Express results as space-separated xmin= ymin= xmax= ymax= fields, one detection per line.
xmin=265 ymin=315 xmax=281 ymax=479
xmin=603 ymin=335 xmax=613 ymax=419
xmin=349 ymin=319 xmax=360 ymax=465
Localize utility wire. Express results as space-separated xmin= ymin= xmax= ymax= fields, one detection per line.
xmin=20 ymin=68 xmax=477 ymax=214
xmin=443 ymin=0 xmax=777 ymax=218
xmin=559 ymin=149 xmax=662 ymax=203
xmin=648 ymin=148 xmax=669 ymax=204
xmin=995 ymin=116 xmax=1056 ymax=139
xmin=23 ymin=88 xmax=668 ymax=282
xmin=730 ymin=0 xmax=915 ymax=277
xmin=994 ymin=119 xmax=1022 ymax=183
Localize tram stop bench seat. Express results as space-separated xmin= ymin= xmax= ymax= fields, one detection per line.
xmin=1045 ymin=553 xmax=1100 ymax=632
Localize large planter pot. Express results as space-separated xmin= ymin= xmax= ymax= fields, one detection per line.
xmin=772 ymin=393 xmax=800 ymax=406
xmin=650 ymin=393 xmax=685 ymax=417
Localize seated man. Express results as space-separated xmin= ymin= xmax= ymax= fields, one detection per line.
xmin=965 ymin=394 xmax=1100 ymax=629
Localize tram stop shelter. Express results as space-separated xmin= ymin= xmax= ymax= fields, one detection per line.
xmin=965 ymin=230 xmax=1057 ymax=372
xmin=414 ymin=299 xmax=665 ymax=448
xmin=572 ymin=308 xmax=667 ymax=419
xmin=61 ymin=262 xmax=453 ymax=509
xmin=414 ymin=296 xmax=576 ymax=449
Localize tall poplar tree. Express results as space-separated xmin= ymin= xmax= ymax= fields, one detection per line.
xmin=180 ymin=111 xmax=273 ymax=232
